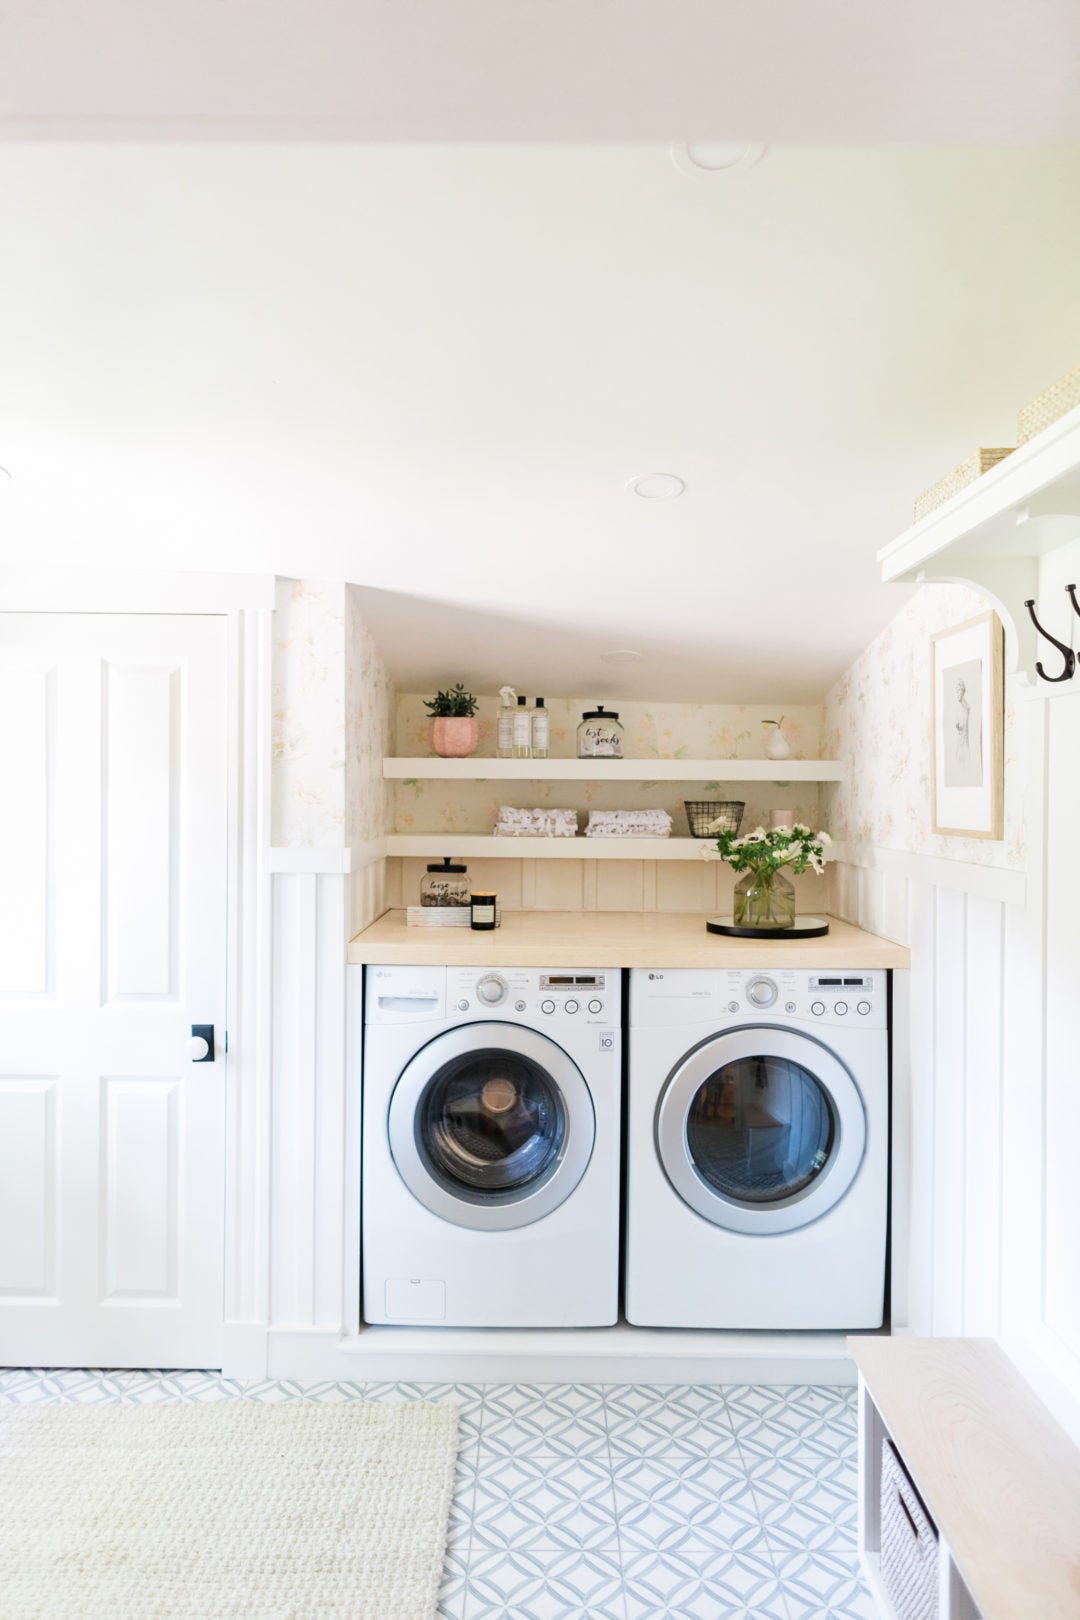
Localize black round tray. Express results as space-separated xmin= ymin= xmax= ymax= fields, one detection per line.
xmin=706 ymin=915 xmax=830 ymax=939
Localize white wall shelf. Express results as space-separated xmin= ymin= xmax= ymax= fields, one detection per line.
xmin=383 ymin=757 xmax=843 ymax=782
xmin=877 ymin=401 xmax=1080 ymax=671
xmin=386 ymin=834 xmax=722 ymax=861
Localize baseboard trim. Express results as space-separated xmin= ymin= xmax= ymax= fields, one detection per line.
xmin=264 ymin=1323 xmax=857 ymax=1385
xmin=221 ymin=1322 xmax=270 ymax=1380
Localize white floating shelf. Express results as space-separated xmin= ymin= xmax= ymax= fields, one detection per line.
xmin=384 ymin=757 xmax=843 ymax=782
xmin=386 ymin=835 xmax=723 ymax=861
xmin=878 ymin=402 xmax=1080 ymax=672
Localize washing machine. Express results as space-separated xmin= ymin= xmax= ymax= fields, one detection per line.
xmin=363 ymin=963 xmax=621 ymax=1327
xmin=626 ymin=966 xmax=888 ymax=1329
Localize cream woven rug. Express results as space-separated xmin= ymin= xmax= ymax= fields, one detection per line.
xmin=0 ymin=1400 xmax=458 ymax=1619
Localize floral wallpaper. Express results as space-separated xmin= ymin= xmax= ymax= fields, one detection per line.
xmin=345 ymin=585 xmax=394 ymax=848
xmin=271 ymin=578 xmax=346 ymax=847
xmin=274 ymin=579 xmax=1023 ymax=896
xmin=821 ymin=583 xmax=1025 ymax=869
xmin=393 ymin=696 xmax=824 ymax=838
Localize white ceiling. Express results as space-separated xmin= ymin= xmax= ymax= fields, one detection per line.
xmin=2 ymin=0 xmax=1079 ymax=142
xmin=2 ymin=144 xmax=1080 ymax=700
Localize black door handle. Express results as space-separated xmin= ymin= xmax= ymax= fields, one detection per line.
xmin=190 ymin=1025 xmax=215 ymax=1063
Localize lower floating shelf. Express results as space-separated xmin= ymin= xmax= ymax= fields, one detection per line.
xmin=385 ymin=835 xmax=721 ymax=861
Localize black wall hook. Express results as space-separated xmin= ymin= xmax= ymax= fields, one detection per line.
xmin=1067 ymin=582 xmax=1080 ymax=621
xmin=1024 ymin=597 xmax=1076 ymax=683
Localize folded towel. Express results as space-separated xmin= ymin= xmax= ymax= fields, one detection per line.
xmin=585 ymin=809 xmax=673 ymax=838
xmin=494 ymin=806 xmax=579 ymax=837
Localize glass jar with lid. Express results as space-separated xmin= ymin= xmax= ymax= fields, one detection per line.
xmin=577 ymin=705 xmax=624 ymax=759
xmin=421 ymin=857 xmax=470 ymax=907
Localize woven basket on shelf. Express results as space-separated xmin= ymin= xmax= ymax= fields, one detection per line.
xmin=684 ymin=800 xmax=745 ymax=839
xmin=1017 ymin=364 xmax=1080 ymax=444
xmin=914 ymin=448 xmax=1013 ymax=522
xmin=879 ymin=1439 xmax=939 ymax=1620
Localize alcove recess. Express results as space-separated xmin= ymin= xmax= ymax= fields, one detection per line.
xmin=381 ymin=693 xmax=844 ymax=913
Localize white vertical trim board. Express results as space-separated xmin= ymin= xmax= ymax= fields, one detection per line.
xmin=267 ymin=868 xmax=349 ymax=1335
xmin=223 ymin=606 xmax=274 ymax=1375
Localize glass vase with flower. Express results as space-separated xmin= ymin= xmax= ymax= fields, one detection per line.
xmin=708 ymin=821 xmax=831 ymax=930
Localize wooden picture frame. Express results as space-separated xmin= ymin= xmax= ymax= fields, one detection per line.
xmin=930 ymin=609 xmax=1004 ymax=839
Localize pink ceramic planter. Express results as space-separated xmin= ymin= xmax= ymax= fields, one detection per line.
xmin=431 ymin=716 xmax=480 ymax=758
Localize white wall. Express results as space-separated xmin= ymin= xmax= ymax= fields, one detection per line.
xmin=826 ymin=579 xmax=1080 ymax=1441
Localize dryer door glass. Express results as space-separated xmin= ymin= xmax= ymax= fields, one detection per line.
xmin=655 ymin=1025 xmax=867 ymax=1235
xmin=418 ymin=1049 xmax=566 ymax=1196
xmin=686 ymin=1055 xmax=834 ymax=1204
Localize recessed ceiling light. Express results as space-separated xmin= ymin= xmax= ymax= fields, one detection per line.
xmin=601 ymin=649 xmax=643 ymax=665
xmin=626 ymin=472 xmax=685 ymax=501
xmin=670 ymin=143 xmax=767 ymax=178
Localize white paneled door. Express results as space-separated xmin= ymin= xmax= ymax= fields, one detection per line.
xmin=0 ymin=614 xmax=228 ymax=1368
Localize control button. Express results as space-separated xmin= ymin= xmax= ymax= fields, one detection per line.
xmin=540 ymin=999 xmax=556 ymax=1014
xmin=857 ymin=1000 xmax=871 ymax=1016
xmin=785 ymin=1001 xmax=797 ymax=1013
xmin=588 ymin=999 xmax=603 ymax=1014
xmin=810 ymin=1000 xmax=825 ymax=1016
xmin=515 ymin=999 xmax=527 ymax=1012
xmin=746 ymin=976 xmax=778 ymax=1008
xmin=565 ymin=999 xmax=580 ymax=1014
xmin=456 ymin=999 xmax=470 ymax=1011
xmin=476 ymin=973 xmax=508 ymax=1006
xmin=728 ymin=1001 xmax=740 ymax=1013
xmin=835 ymin=1001 xmax=848 ymax=1015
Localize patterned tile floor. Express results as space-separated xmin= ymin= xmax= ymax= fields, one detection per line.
xmin=0 ymin=1369 xmax=874 ymax=1619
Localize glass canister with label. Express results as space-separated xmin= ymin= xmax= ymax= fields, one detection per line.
xmin=577 ymin=705 xmax=624 ymax=759
xmin=420 ymin=857 xmax=470 ymax=907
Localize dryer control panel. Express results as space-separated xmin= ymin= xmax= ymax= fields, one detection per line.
xmin=447 ymin=967 xmax=617 ymax=1027
xmin=631 ymin=967 xmax=887 ymax=1029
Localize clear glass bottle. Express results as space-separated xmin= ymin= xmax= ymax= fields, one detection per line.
xmin=420 ymin=857 xmax=470 ymax=907
xmin=531 ymin=697 xmax=550 ymax=759
xmin=512 ymin=694 xmax=532 ymax=759
xmin=496 ymin=686 xmax=516 ymax=759
xmin=576 ymin=705 xmax=623 ymax=759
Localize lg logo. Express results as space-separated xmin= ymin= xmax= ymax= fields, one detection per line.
xmin=648 ymin=972 xmax=664 ymax=980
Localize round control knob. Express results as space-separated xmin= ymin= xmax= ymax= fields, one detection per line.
xmin=810 ymin=1000 xmax=825 ymax=1016
xmin=565 ymin=999 xmax=580 ymax=1014
xmin=857 ymin=1000 xmax=871 ymax=1016
xmin=588 ymin=999 xmax=603 ymax=1014
xmin=746 ymin=976 xmax=778 ymax=1008
xmin=540 ymin=999 xmax=556 ymax=1014
xmin=456 ymin=999 xmax=470 ymax=1011
xmin=785 ymin=1001 xmax=797 ymax=1013
xmin=476 ymin=973 xmax=508 ymax=1006
xmin=728 ymin=1001 xmax=740 ymax=1013
xmin=515 ymin=999 xmax=527 ymax=1012
xmin=835 ymin=1001 xmax=848 ymax=1016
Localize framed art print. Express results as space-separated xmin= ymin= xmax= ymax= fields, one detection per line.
xmin=930 ymin=609 xmax=1004 ymax=839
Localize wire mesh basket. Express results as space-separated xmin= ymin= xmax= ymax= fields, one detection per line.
xmin=684 ymin=800 xmax=745 ymax=839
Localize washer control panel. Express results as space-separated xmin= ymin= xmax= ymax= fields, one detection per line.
xmin=631 ymin=967 xmax=886 ymax=1029
xmin=448 ymin=967 xmax=616 ymax=1026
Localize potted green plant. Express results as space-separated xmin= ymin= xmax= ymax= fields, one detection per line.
xmin=709 ymin=820 xmax=831 ymax=930
xmin=424 ymin=683 xmax=480 ymax=758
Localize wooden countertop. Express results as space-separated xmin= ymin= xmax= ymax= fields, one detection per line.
xmin=849 ymin=1335 xmax=1080 ymax=1620
xmin=347 ymin=910 xmax=909 ymax=968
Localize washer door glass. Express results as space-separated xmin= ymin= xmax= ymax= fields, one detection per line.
xmin=419 ymin=1050 xmax=566 ymax=1195
xmin=685 ymin=1055 xmax=834 ymax=1205
xmin=388 ymin=1022 xmax=597 ymax=1232
xmin=656 ymin=1026 xmax=867 ymax=1236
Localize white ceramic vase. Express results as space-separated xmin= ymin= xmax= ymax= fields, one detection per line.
xmin=763 ymin=724 xmax=791 ymax=761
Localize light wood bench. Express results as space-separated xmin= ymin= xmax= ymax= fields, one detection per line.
xmin=848 ymin=1336 xmax=1080 ymax=1620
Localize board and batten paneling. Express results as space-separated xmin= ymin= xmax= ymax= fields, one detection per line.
xmin=830 ymin=852 xmax=1021 ymax=1342
xmin=267 ymin=857 xmax=357 ymax=1336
